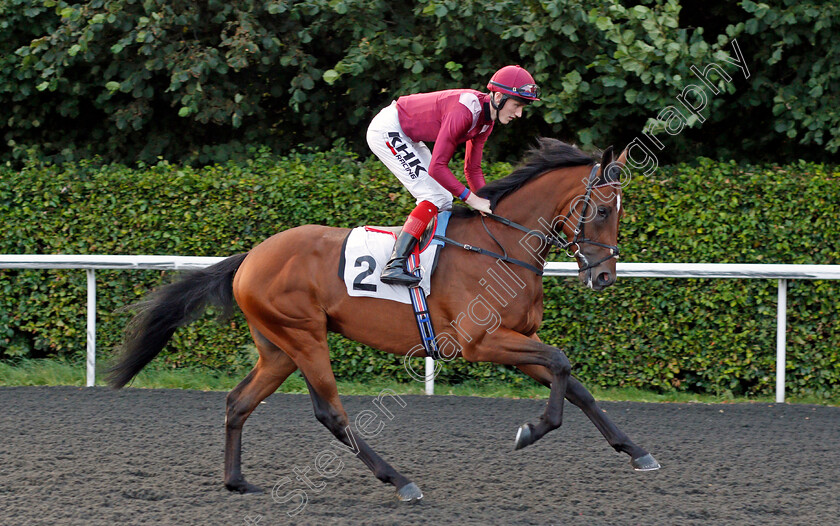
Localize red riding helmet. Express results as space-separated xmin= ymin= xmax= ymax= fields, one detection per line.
xmin=487 ymin=65 xmax=541 ymax=103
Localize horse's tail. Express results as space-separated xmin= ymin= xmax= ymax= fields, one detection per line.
xmin=107 ymin=252 xmax=249 ymax=389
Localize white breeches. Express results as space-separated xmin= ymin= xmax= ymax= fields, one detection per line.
xmin=366 ymin=102 xmax=453 ymax=211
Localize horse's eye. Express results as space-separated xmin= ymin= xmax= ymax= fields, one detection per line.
xmin=597 ymin=206 xmax=609 ymax=218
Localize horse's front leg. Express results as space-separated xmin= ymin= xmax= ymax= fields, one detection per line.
xmin=518 ymin=363 xmax=661 ymax=471
xmin=516 ymin=333 xmax=660 ymax=470
xmin=462 ymin=328 xmax=571 ymax=450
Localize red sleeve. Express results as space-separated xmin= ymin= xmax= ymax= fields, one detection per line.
xmin=464 ymin=126 xmax=492 ymax=192
xmin=428 ymin=107 xmax=473 ymax=197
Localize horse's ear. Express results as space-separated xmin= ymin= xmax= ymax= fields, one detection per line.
xmin=616 ymin=147 xmax=628 ymax=167
xmin=600 ymin=146 xmax=614 ymax=168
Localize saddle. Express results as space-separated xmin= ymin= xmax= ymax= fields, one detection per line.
xmin=357 ymin=215 xmax=440 ymax=254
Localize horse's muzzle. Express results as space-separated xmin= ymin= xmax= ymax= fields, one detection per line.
xmin=580 ymin=267 xmax=616 ymax=291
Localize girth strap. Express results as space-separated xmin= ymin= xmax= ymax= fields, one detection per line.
xmin=407 ymin=251 xmax=441 ymax=360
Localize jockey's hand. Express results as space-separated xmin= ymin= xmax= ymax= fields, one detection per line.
xmin=465 ymin=193 xmax=493 ymax=215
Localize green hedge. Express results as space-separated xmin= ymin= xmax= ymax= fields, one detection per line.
xmin=1 ymin=150 xmax=839 ymax=397
xmin=2 ymin=0 xmax=839 ymax=165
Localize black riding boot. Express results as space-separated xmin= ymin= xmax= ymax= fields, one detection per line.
xmin=380 ymin=230 xmax=421 ymax=286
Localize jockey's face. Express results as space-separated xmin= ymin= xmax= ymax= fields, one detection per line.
xmin=491 ymin=93 xmax=528 ymax=124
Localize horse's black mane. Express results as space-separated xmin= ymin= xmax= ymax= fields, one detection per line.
xmin=451 ymin=138 xmax=596 ymax=217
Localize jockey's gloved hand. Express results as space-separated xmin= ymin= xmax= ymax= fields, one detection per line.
xmin=464 ymin=193 xmax=492 ymax=215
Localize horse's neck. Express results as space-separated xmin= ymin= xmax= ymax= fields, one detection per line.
xmin=492 ymin=168 xmax=584 ymax=251
xmin=445 ymin=167 xmax=584 ymax=273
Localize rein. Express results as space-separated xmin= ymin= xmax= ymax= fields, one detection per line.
xmin=433 ymin=231 xmax=545 ymax=276
xmin=433 ymin=164 xmax=620 ymax=276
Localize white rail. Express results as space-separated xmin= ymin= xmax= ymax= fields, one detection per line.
xmin=2 ymin=256 xmax=839 ymax=402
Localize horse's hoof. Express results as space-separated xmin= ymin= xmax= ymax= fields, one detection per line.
xmin=514 ymin=423 xmax=534 ymax=450
xmin=631 ymin=453 xmax=661 ymax=472
xmin=395 ymin=482 xmax=423 ymax=502
xmin=225 ymin=480 xmax=264 ymax=494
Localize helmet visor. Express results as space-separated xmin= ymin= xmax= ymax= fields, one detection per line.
xmin=489 ymin=81 xmax=541 ymax=100
xmin=512 ymin=83 xmax=541 ymax=99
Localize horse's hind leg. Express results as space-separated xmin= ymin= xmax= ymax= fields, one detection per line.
xmin=517 ymin=363 xmax=661 ymax=471
xmin=225 ymin=328 xmax=298 ymax=493
xmin=269 ymin=326 xmax=422 ymax=501
xmin=301 ymin=357 xmax=423 ymax=501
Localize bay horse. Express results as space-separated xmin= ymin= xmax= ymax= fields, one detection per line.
xmin=107 ymin=138 xmax=660 ymax=501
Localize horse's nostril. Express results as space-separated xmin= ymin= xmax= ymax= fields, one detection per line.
xmin=598 ymin=272 xmax=612 ymax=285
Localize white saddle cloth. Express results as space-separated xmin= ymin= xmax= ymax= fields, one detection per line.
xmin=339 ymin=214 xmax=449 ymax=304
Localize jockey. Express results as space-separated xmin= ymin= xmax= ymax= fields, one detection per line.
xmin=367 ymin=65 xmax=541 ymax=286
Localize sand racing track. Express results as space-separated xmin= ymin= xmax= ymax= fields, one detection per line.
xmin=0 ymin=386 xmax=837 ymax=525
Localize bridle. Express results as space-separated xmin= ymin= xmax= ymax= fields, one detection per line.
xmin=558 ymin=163 xmax=622 ymax=272
xmin=433 ymin=163 xmax=621 ymax=276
